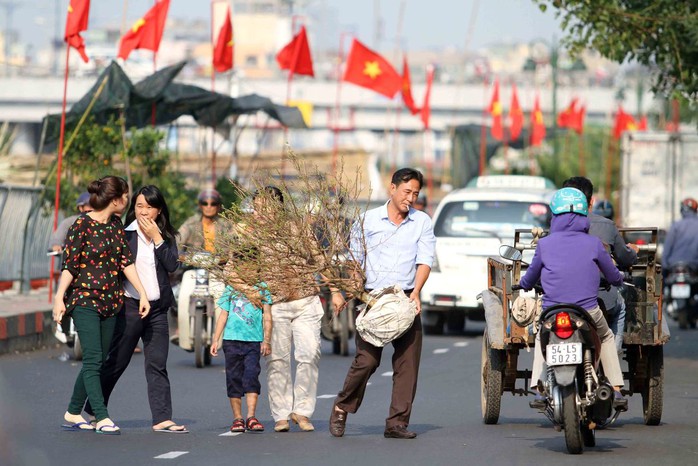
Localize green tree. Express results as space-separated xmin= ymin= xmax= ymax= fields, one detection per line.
xmin=535 ymin=1 xmax=698 ymax=98
xmin=44 ymin=117 xmax=197 ymax=228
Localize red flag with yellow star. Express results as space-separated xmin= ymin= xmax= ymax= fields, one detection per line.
xmin=508 ymin=84 xmax=523 ymax=140
xmin=530 ymin=94 xmax=546 ymax=146
xmin=213 ymin=6 xmax=234 ymax=72
xmin=571 ymin=104 xmax=586 ymax=134
xmin=118 ymin=0 xmax=170 ymax=61
xmin=342 ymin=39 xmax=401 ymax=98
xmin=488 ymin=79 xmax=503 ymax=141
xmin=64 ymin=0 xmax=90 ymax=63
xmin=276 ymin=25 xmax=314 ymax=77
xmin=557 ymin=98 xmax=579 ymax=128
xmin=401 ymin=55 xmax=419 ymax=115
xmin=612 ymin=106 xmax=638 ymax=139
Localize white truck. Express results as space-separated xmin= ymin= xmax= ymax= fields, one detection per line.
xmin=620 ymin=131 xmax=698 ymax=232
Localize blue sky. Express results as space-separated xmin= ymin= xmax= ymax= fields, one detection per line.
xmin=15 ymin=0 xmax=564 ymax=54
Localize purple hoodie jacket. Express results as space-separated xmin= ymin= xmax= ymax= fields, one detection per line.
xmin=519 ymin=213 xmax=623 ymax=310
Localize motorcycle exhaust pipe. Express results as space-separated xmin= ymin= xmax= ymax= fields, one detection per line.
xmin=596 ymin=382 xmax=613 ymax=401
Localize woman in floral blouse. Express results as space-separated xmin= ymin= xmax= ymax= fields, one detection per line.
xmin=53 ymin=176 xmax=151 ymax=435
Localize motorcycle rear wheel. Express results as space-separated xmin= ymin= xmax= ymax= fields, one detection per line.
xmin=642 ymin=345 xmax=663 ymax=425
xmin=562 ymin=385 xmax=583 ymax=454
xmin=678 ymin=310 xmax=689 ymax=329
xmin=480 ymin=331 xmax=503 ymax=425
xmin=338 ymin=307 xmax=350 ymax=356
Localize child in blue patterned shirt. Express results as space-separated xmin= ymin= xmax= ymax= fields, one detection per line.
xmin=211 ymin=283 xmax=272 ymax=433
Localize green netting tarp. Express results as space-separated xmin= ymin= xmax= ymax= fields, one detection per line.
xmin=43 ymin=60 xmax=307 ymax=144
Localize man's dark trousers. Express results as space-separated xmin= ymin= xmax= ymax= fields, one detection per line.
xmin=334 ymin=312 xmax=422 ymax=428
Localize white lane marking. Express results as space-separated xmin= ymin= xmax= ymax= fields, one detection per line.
xmin=381 ymin=371 xmax=393 ymax=377
xmin=454 ymin=342 xmax=469 ymax=347
xmin=219 ymin=431 xmax=243 ymax=437
xmin=317 ymin=394 xmax=336 ymax=399
xmin=154 ymin=451 xmax=189 ymax=459
xmin=433 ymin=348 xmax=449 ymax=354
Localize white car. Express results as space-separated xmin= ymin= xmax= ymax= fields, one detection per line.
xmin=421 ymin=175 xmax=555 ymax=334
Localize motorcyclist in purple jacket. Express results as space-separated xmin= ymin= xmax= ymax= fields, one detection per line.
xmin=520 ymin=187 xmax=627 ymax=410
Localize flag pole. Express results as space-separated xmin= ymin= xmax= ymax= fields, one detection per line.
xmin=391 ymin=106 xmax=401 ymax=172
xmin=282 ymin=16 xmax=302 ymax=180
xmin=210 ymin=0 xmax=217 ymax=185
xmin=605 ymin=134 xmax=615 ymax=199
xmin=331 ymin=33 xmax=349 ymax=177
xmin=578 ymin=132 xmax=586 ymax=176
xmin=479 ymin=76 xmax=488 ymax=176
xmin=150 ymin=0 xmax=157 ymax=128
xmin=50 ymin=44 xmax=72 ymax=300
xmin=503 ymin=127 xmax=509 ymax=175
xmin=424 ymin=128 xmax=434 ymax=215
xmin=391 ymin=1 xmax=406 ymax=173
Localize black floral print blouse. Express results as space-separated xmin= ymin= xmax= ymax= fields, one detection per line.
xmin=62 ymin=213 xmax=134 ymax=317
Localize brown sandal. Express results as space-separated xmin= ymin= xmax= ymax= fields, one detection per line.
xmin=230 ymin=418 xmax=245 ymax=432
xmin=246 ymin=416 xmax=264 ymax=432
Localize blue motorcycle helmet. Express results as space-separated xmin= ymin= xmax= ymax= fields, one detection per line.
xmin=549 ymin=187 xmax=589 ymax=216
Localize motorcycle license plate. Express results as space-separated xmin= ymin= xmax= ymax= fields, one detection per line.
xmin=546 ymin=342 xmax=582 ymax=366
xmin=671 ymin=283 xmax=691 ymax=299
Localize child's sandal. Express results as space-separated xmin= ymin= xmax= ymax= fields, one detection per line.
xmin=230 ymin=418 xmax=246 ymax=433
xmin=246 ymin=416 xmax=264 ymax=432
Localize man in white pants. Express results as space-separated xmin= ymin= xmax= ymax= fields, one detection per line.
xmin=254 ymin=186 xmax=343 ymax=433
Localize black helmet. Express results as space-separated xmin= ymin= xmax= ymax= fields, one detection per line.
xmin=592 ymin=199 xmax=614 ymax=220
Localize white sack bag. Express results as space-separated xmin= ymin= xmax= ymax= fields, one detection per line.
xmin=355 ymin=285 xmax=418 ymax=347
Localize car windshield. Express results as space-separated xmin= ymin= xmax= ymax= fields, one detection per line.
xmin=434 ymin=200 xmax=550 ymax=238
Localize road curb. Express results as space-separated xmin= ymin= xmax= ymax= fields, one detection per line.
xmin=0 ymin=310 xmax=58 ymax=355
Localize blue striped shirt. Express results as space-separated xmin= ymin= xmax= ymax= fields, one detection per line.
xmin=349 ymin=201 xmax=436 ymax=291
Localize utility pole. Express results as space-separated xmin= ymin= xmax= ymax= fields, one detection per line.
xmin=0 ymin=1 xmax=21 ymax=76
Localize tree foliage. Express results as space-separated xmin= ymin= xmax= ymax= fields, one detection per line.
xmin=44 ymin=117 xmax=197 ymax=228
xmin=188 ymin=152 xmax=369 ymax=308
xmin=535 ymin=1 xmax=698 ymax=98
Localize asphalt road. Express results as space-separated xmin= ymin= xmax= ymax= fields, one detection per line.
xmin=2 ymin=318 xmax=698 ymax=466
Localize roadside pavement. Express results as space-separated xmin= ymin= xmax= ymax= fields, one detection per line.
xmin=0 ymin=288 xmax=56 ymax=355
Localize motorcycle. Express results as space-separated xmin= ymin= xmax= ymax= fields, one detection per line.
xmin=49 ymin=249 xmax=83 ymax=361
xmin=512 ymin=281 xmax=624 ymax=455
xmin=320 ymin=284 xmax=355 ymax=356
xmin=664 ymin=262 xmax=698 ymax=329
xmin=176 ymin=253 xmax=222 ymax=367
xmin=505 ymin=262 xmax=625 ymax=454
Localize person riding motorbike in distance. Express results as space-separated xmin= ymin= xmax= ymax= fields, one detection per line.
xmin=662 ymin=198 xmax=698 ymax=275
xmin=520 ymin=187 xmax=627 ymax=411
xmin=174 ymin=189 xmax=226 ymax=349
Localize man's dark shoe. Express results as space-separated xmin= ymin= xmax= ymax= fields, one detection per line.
xmin=384 ymin=425 xmax=417 ymax=439
xmin=329 ymin=406 xmax=347 ymax=437
xmin=613 ymin=391 xmax=628 ymax=412
xmin=529 ymin=393 xmax=546 ymax=410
